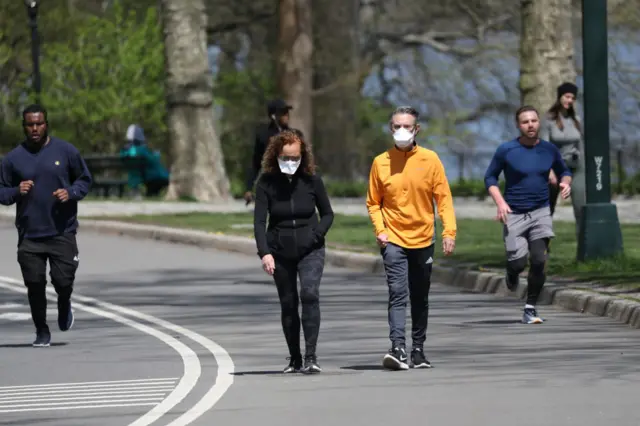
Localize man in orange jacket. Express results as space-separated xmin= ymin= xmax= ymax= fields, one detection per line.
xmin=366 ymin=106 xmax=457 ymax=371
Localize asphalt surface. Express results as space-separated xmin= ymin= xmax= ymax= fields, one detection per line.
xmin=0 ymin=222 xmax=638 ymax=425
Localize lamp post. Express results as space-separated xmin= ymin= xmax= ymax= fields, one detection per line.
xmin=24 ymin=0 xmax=41 ymax=104
xmin=576 ymin=0 xmax=624 ymax=261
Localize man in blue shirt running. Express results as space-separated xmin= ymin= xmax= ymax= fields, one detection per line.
xmin=484 ymin=105 xmax=572 ymax=324
xmin=0 ymin=104 xmax=92 ymax=347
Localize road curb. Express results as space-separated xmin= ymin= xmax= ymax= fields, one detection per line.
xmin=77 ymin=220 xmax=640 ymax=330
xmin=4 ymin=216 xmax=637 ymax=330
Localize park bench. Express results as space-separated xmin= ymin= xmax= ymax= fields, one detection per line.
xmin=0 ymin=153 xmax=148 ymax=198
xmin=83 ymin=154 xmax=147 ymax=198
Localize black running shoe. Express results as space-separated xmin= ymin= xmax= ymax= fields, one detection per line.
xmin=58 ymin=298 xmax=74 ymax=332
xmin=283 ymin=356 xmax=302 ymax=373
xmin=410 ymin=348 xmax=432 ymax=369
xmin=302 ymin=355 xmax=322 ymax=374
xmin=33 ymin=328 xmax=51 ymax=348
xmin=382 ymin=346 xmax=409 ymax=371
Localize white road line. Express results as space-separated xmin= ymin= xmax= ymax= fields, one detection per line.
xmin=0 ymin=393 xmax=169 ymax=402
xmin=0 ymin=381 xmax=177 ymax=392
xmin=0 ymin=396 xmax=166 ymax=405
xmin=0 ymin=278 xmax=201 ymax=423
xmin=0 ymin=386 xmax=176 ymax=397
xmin=0 ymin=382 xmax=176 ymax=392
xmin=0 ymin=378 xmax=177 ymax=412
xmin=0 ymin=275 xmax=235 ymax=425
xmin=0 ymin=309 xmax=59 ymax=322
xmin=0 ymin=312 xmax=33 ymax=321
xmin=0 ymin=377 xmax=178 ymax=390
xmin=0 ymin=386 xmax=175 ymax=401
xmin=65 ymin=292 xmax=236 ymax=426
xmin=0 ymin=402 xmax=158 ymax=414
xmin=0 ymin=303 xmax=23 ymax=309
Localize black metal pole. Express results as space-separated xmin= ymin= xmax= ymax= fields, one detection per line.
xmin=27 ymin=4 xmax=41 ymax=104
xmin=576 ymin=0 xmax=624 ymax=261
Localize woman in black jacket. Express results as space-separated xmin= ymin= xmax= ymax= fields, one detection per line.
xmin=253 ymin=129 xmax=334 ymax=374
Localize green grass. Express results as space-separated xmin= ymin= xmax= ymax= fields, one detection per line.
xmin=98 ymin=212 xmax=640 ymax=289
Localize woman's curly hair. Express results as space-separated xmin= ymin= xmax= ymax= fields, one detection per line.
xmin=260 ymin=129 xmax=316 ymax=175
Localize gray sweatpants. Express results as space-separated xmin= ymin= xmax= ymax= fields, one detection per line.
xmin=381 ymin=242 xmax=434 ymax=349
xmin=503 ymin=206 xmax=554 ymax=261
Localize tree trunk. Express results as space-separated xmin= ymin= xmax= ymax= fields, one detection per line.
xmin=519 ymin=0 xmax=576 ymax=114
xmin=160 ymin=0 xmax=231 ymax=202
xmin=277 ymin=0 xmax=313 ymax=145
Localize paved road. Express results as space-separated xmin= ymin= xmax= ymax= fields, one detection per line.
xmin=0 ymin=289 xmax=181 ymax=424
xmin=0 ymin=223 xmax=638 ymax=425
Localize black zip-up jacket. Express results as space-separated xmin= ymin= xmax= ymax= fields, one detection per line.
xmin=245 ymin=122 xmax=284 ymax=192
xmin=254 ymin=171 xmax=334 ymax=260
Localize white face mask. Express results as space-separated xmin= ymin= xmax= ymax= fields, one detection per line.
xmin=278 ymin=158 xmax=301 ymax=175
xmin=393 ymin=127 xmax=415 ymax=148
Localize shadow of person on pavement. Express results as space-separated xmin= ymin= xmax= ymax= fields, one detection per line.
xmin=0 ymin=342 xmax=68 ymax=348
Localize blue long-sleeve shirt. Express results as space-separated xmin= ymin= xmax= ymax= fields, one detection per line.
xmin=484 ymin=138 xmax=572 ymax=214
xmin=0 ymin=137 xmax=93 ymax=239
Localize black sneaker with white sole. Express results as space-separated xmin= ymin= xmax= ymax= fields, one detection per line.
xmin=283 ymin=356 xmax=303 ymax=373
xmin=410 ymin=348 xmax=432 ymax=369
xmin=382 ymin=346 xmax=409 ymax=371
xmin=58 ymin=299 xmax=74 ymax=332
xmin=302 ymin=355 xmax=322 ymax=374
xmin=33 ymin=328 xmax=51 ymax=348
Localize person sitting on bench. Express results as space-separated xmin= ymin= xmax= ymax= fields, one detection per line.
xmin=120 ymin=124 xmax=170 ymax=197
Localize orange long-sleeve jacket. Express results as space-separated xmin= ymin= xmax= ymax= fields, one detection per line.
xmin=366 ymin=144 xmax=457 ymax=249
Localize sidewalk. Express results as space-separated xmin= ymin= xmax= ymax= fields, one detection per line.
xmin=1 ymin=197 xmax=640 ymax=223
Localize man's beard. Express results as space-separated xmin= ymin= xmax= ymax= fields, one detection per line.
xmin=25 ymin=130 xmax=48 ymax=146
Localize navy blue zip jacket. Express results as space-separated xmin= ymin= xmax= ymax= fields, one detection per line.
xmin=0 ymin=136 xmax=93 ymax=239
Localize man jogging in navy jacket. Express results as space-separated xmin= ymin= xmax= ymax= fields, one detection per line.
xmin=0 ymin=104 xmax=92 ymax=347
xmin=484 ymin=105 xmax=571 ymax=324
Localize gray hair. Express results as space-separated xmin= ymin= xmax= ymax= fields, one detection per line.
xmin=389 ymin=106 xmax=419 ymax=122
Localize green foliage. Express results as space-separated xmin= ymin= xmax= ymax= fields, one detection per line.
xmin=356 ymin=97 xmax=393 ymax=167
xmin=215 ymin=64 xmax=278 ymax=184
xmin=324 ymin=180 xmax=369 ymax=198
xmin=39 ymin=0 xmax=166 ymax=154
xmin=98 ymin=211 xmax=640 ymax=287
xmin=619 ymin=172 xmax=640 ymax=196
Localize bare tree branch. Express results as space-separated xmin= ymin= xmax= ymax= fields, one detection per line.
xmin=373 ymin=5 xmax=515 ymax=56
xmin=206 ymin=11 xmax=275 ymax=35
xmin=375 ymin=30 xmax=479 ymax=56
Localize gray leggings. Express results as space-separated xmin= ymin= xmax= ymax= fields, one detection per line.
xmin=381 ymin=242 xmax=434 ymax=349
xmin=273 ymin=247 xmax=325 ymax=358
xmin=506 ymin=238 xmax=549 ymax=306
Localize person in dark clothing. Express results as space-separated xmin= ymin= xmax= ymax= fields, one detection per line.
xmin=244 ymin=99 xmax=293 ymax=204
xmin=0 ymin=104 xmax=93 ymax=347
xmin=253 ymin=129 xmax=334 ymax=374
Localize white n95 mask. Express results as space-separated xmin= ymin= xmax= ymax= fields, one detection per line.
xmin=278 ymin=159 xmax=301 ymax=175
xmin=393 ymin=128 xmax=415 ymax=148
